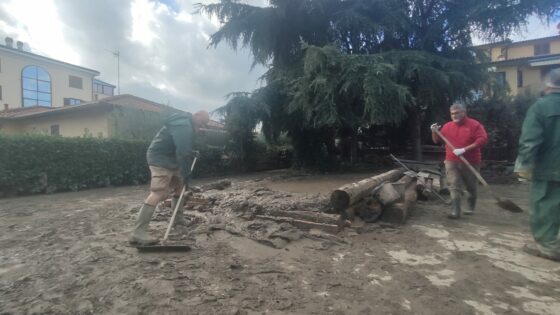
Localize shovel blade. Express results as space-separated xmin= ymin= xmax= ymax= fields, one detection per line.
xmin=497 ymin=199 xmax=523 ymax=213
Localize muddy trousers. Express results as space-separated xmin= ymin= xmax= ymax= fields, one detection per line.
xmin=529 ymin=180 xmax=560 ymax=259
xmin=445 ymin=161 xmax=479 ymax=209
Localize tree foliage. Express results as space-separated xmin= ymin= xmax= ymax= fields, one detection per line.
xmin=199 ymin=0 xmax=560 ymax=166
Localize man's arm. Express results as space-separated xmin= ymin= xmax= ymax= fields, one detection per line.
xmin=463 ymin=122 xmax=488 ymax=152
xmin=431 ymin=123 xmax=441 ymax=144
xmin=514 ymin=105 xmax=544 ymax=176
xmin=170 ymin=124 xmax=194 ymax=182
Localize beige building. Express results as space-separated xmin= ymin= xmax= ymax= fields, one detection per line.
xmin=0 ymin=94 xmax=181 ymax=140
xmin=0 ymin=37 xmax=219 ymax=141
xmin=0 ymin=37 xmax=116 ymax=109
xmin=478 ymin=35 xmax=560 ymax=95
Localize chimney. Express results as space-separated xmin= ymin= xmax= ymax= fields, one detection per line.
xmin=16 ymin=41 xmax=23 ymax=50
xmin=4 ymin=104 xmax=9 ymax=111
xmin=5 ymin=37 xmax=13 ymax=48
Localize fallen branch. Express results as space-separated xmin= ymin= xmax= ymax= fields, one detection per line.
xmin=263 ymin=209 xmax=341 ymax=225
xmin=255 ymin=215 xmax=344 ymax=234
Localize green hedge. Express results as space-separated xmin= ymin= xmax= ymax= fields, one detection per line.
xmin=0 ymin=134 xmax=151 ymax=196
xmin=0 ymin=133 xmax=293 ymax=197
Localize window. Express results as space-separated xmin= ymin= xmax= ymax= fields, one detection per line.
xmin=517 ymin=70 xmax=523 ymax=88
xmin=64 ymin=98 xmax=83 ymax=106
xmin=534 ymin=43 xmax=550 ymax=56
xmin=50 ymin=125 xmax=59 ymax=136
xmin=498 ymin=47 xmax=508 ymax=60
xmin=69 ymin=75 xmax=83 ymax=89
xmin=93 ymin=82 xmax=103 ymax=93
xmin=22 ymin=65 xmax=52 ymax=107
xmin=102 ymin=85 xmax=114 ymax=96
xmin=496 ymin=72 xmax=506 ymax=86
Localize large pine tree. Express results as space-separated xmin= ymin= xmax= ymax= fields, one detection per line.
xmin=199 ymin=0 xmax=559 ymax=165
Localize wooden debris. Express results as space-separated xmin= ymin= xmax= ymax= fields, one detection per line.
xmin=200 ymin=179 xmax=232 ymax=191
xmin=263 ymin=209 xmax=341 ymax=226
xmin=348 ymin=198 xmax=383 ymax=223
xmin=381 ymin=177 xmax=418 ymax=224
xmin=330 ymin=169 xmax=404 ymax=211
xmin=255 ymin=215 xmax=344 ymax=234
xmin=374 ymin=183 xmax=401 ymax=206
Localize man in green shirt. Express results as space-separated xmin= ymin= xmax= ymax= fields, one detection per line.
xmin=515 ymin=68 xmax=560 ymax=262
xmin=129 ymin=110 xmax=209 ymax=246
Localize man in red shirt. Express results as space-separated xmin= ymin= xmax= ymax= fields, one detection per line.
xmin=431 ymin=103 xmax=488 ymax=219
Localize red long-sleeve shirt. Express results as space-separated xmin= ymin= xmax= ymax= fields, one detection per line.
xmin=440 ymin=116 xmax=488 ymax=164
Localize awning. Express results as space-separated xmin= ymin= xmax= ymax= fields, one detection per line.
xmin=529 ymin=57 xmax=560 ymax=67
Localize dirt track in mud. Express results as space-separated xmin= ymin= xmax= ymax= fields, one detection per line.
xmin=1 ymin=170 xmax=560 ymax=315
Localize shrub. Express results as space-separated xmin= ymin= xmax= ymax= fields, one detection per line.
xmin=0 ymin=133 xmax=150 ymax=196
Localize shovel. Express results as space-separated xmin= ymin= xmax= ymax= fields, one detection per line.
xmin=135 ymin=157 xmax=198 ymax=252
xmin=433 ymin=129 xmax=523 ymax=213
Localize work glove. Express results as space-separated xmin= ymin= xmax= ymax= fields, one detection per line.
xmin=430 ymin=123 xmax=440 ymax=131
xmin=515 ymin=170 xmax=532 ymax=180
xmin=452 ymin=148 xmax=466 ymax=156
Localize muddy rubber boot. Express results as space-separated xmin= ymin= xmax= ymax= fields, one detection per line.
xmin=129 ymin=204 xmax=159 ymax=245
xmin=448 ymin=198 xmax=461 ymax=219
xmin=464 ymin=196 xmax=476 ymax=215
xmin=171 ymin=196 xmax=188 ymax=226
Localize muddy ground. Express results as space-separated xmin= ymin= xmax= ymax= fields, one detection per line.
xmin=1 ymin=169 xmax=560 ymax=315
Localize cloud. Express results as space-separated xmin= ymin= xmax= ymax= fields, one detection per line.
xmin=1 ymin=1 xmax=557 ymax=112
xmin=0 ymin=0 xmax=265 ymax=112
xmin=511 ymin=15 xmax=560 ymax=41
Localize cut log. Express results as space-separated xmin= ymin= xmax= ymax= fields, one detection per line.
xmin=255 ymin=215 xmax=343 ymax=234
xmin=330 ymin=169 xmax=404 ymax=211
xmin=382 ymin=178 xmax=418 ymax=224
xmin=374 ymin=183 xmax=401 ymax=206
xmin=350 ymin=197 xmax=383 ymax=223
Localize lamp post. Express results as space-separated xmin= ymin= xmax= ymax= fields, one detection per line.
xmin=106 ymin=49 xmax=120 ymax=95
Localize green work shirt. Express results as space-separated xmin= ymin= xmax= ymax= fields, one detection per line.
xmin=515 ymin=92 xmax=560 ymax=181
xmin=147 ymin=112 xmax=194 ymax=178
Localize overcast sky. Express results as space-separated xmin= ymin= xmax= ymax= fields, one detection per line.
xmin=0 ymin=0 xmax=559 ymax=113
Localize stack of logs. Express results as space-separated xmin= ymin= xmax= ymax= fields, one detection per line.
xmin=330 ymin=169 xmax=420 ymax=224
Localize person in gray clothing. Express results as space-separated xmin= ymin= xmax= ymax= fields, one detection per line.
xmin=129 ymin=110 xmax=209 ymax=245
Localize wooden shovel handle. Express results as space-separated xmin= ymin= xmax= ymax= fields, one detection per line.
xmin=433 ymin=129 xmax=489 ymax=188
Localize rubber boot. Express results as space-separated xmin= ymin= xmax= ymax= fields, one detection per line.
xmin=129 ymin=204 xmax=159 ymax=245
xmin=448 ymin=198 xmax=461 ymax=219
xmin=464 ymin=195 xmax=476 ymax=215
xmin=171 ymin=196 xmax=188 ymax=226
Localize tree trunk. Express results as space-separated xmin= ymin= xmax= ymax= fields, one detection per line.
xmin=330 ymin=169 xmax=404 ymax=211
xmin=409 ymin=106 xmax=422 ymax=161
xmin=350 ymin=129 xmax=358 ymax=166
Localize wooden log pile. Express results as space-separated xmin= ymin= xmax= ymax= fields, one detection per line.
xmin=330 ymin=169 xmax=420 ymax=225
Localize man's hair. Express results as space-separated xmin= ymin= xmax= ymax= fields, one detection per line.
xmin=450 ymin=103 xmax=466 ymax=112
xmin=544 ymin=68 xmax=560 ymax=89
